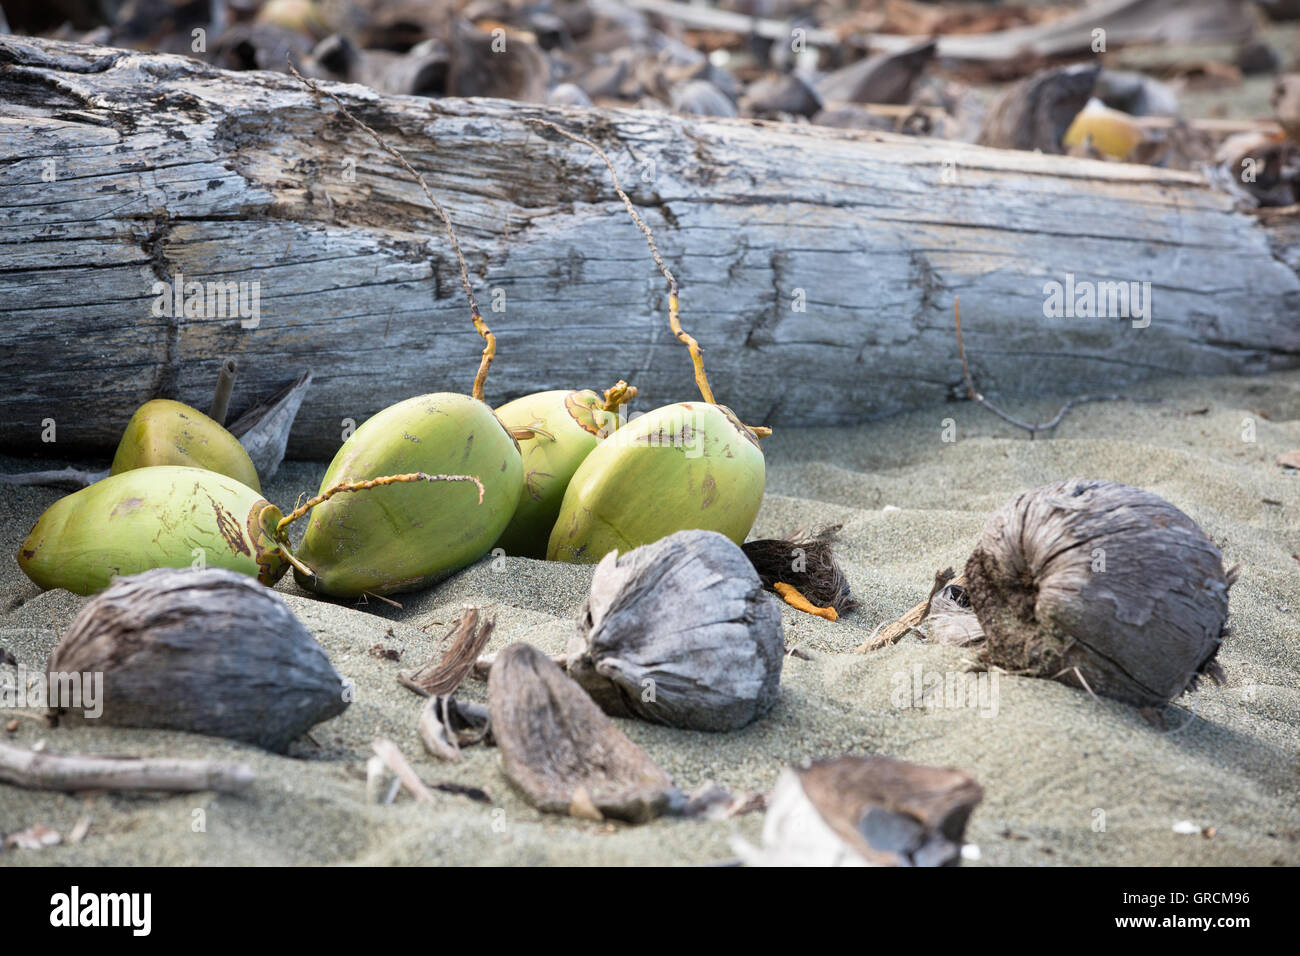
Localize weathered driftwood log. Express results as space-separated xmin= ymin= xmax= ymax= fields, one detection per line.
xmin=48 ymin=568 xmax=351 ymax=752
xmin=0 ymin=740 xmax=255 ymax=794
xmin=624 ymin=0 xmax=1252 ymax=62
xmin=964 ymin=480 xmax=1231 ymax=707
xmin=488 ymin=642 xmax=678 ymax=823
xmin=567 ymin=529 xmax=785 ymax=732
xmin=1 ymin=35 xmax=1298 ymax=459
xmin=737 ymin=756 xmax=983 ymax=867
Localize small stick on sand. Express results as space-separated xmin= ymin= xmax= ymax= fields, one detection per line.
xmin=857 ymin=567 xmax=959 ymax=653
xmin=0 ymin=741 xmax=255 ymax=794
xmin=954 ymin=299 xmax=1160 ymax=437
xmin=370 ymin=737 xmax=437 ymax=803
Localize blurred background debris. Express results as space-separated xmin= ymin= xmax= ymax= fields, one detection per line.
xmin=3 ymin=0 xmax=1298 ymax=202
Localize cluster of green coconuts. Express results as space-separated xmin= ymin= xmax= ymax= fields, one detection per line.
xmin=18 ymin=345 xmax=767 ymax=599
xmin=19 ymin=109 xmax=768 ymax=600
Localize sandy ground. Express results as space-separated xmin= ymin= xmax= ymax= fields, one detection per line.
xmin=0 ymin=370 xmax=1297 ymax=866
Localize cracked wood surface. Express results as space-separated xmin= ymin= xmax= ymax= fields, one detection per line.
xmin=1 ymin=35 xmax=1297 ymax=458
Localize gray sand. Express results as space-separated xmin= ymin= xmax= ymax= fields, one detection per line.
xmin=1 ymin=371 xmax=1297 ymax=865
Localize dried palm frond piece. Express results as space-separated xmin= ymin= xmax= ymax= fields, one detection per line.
xmin=735 ymin=756 xmax=983 ymax=867
xmin=417 ymin=695 xmax=490 ymax=762
xmin=566 ymin=530 xmax=784 ymax=732
xmin=226 ymin=370 xmax=312 ymax=481
xmin=965 ymin=479 xmax=1232 ymax=708
xmin=488 ymin=642 xmax=679 ymax=823
xmin=48 ymin=568 xmax=349 ymax=753
xmin=742 ymin=524 xmax=858 ymax=618
xmin=397 ymin=607 xmax=495 ymax=698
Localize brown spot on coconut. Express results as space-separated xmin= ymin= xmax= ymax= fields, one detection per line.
xmin=47 ymin=568 xmax=350 ymax=753
xmin=566 ymin=529 xmax=785 ymax=732
xmin=963 ymin=479 xmax=1232 ymax=708
xmin=736 ymin=756 xmax=983 ymax=867
xmin=487 ymin=642 xmax=679 ymax=823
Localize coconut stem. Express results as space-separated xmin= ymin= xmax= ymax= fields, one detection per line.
xmin=523 ymin=119 xmax=721 ymax=405
xmin=275 ymin=472 xmax=485 ymax=535
xmin=287 ymin=60 xmax=493 ymax=400
xmin=601 ymin=379 xmax=638 ymax=412
xmin=666 ymin=291 xmax=717 ymax=404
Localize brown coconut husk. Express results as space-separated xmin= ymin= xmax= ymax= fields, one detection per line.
xmin=742 ymin=524 xmax=859 ymax=616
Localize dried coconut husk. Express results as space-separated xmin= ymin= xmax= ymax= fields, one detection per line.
xmin=488 ymin=642 xmax=679 ymax=823
xmin=738 ymin=756 xmax=983 ymax=867
xmin=964 ymin=479 xmax=1231 ymax=708
xmin=567 ymin=529 xmax=784 ymax=732
xmin=47 ymin=568 xmax=349 ymax=753
xmin=742 ymin=524 xmax=858 ymax=617
xmin=977 ymin=64 xmax=1099 ymax=153
xmin=400 ymin=608 xmax=495 ymax=760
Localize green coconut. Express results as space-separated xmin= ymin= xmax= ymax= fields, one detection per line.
xmin=110 ymin=398 xmax=261 ymax=491
xmin=547 ymin=400 xmax=764 ymax=562
xmin=493 ymin=382 xmax=635 ymax=558
xmin=18 ymin=466 xmax=287 ymax=595
xmin=291 ymin=393 xmax=523 ymax=597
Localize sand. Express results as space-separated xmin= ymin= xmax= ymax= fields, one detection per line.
xmin=1 ymin=370 xmax=1297 ymax=866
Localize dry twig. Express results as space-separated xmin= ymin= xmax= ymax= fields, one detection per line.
xmin=954 ymin=298 xmax=1160 ymax=436
xmin=0 ymin=741 xmax=254 ymax=794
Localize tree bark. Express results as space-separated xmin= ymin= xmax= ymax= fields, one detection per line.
xmin=1 ymin=35 xmax=1296 ymax=459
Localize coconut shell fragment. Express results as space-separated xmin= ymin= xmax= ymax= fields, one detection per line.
xmin=567 ymin=530 xmax=785 ymax=732
xmin=739 ymin=756 xmax=982 ymax=867
xmin=47 ymin=568 xmax=350 ymax=753
xmin=964 ymin=479 xmax=1231 ymax=708
xmin=488 ymin=642 xmax=678 ymax=823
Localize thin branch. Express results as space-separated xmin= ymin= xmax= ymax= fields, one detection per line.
xmin=953 ymin=298 xmax=1161 ymax=436
xmin=523 ymin=118 xmax=721 ymax=404
xmin=0 ymin=741 xmax=254 ymax=794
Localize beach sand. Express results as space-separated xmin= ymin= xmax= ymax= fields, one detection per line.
xmin=1 ymin=370 xmax=1297 ymax=865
